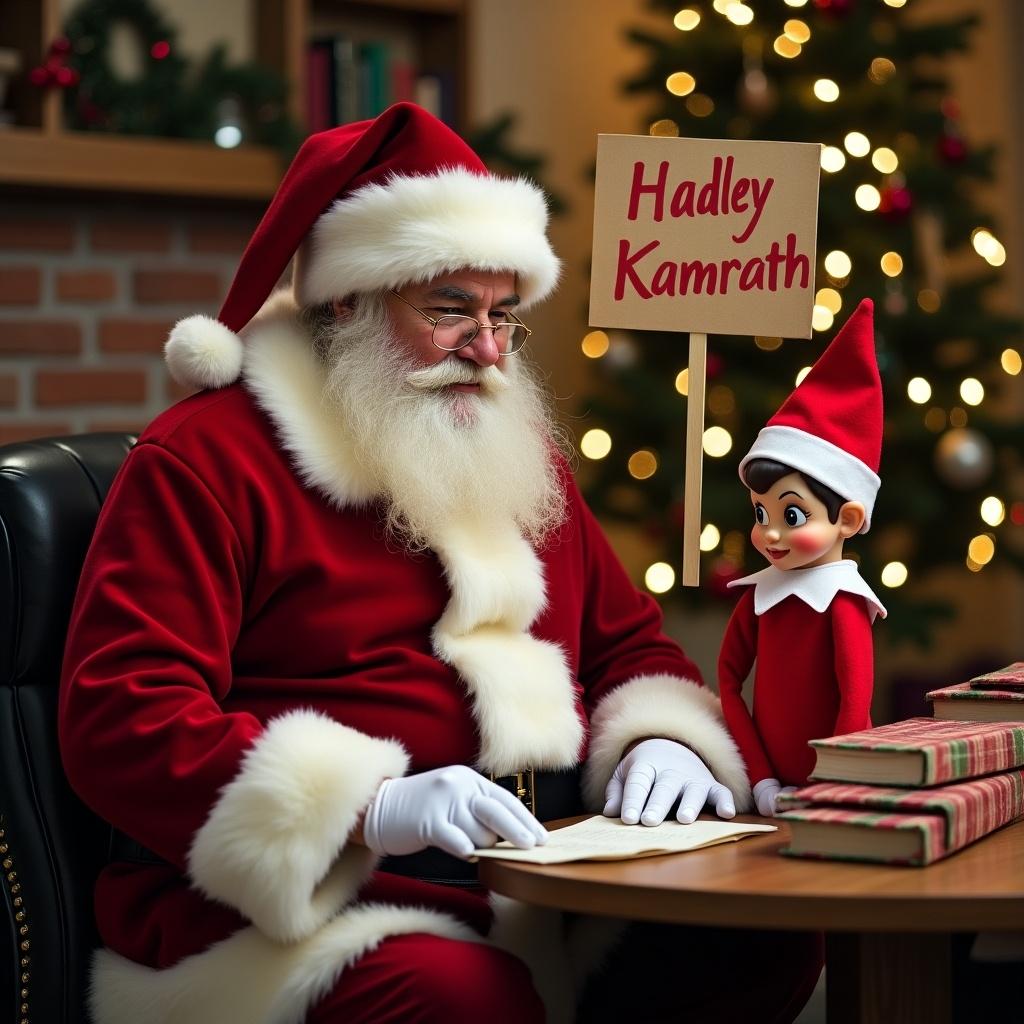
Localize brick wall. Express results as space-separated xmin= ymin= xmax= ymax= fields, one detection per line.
xmin=0 ymin=198 xmax=261 ymax=446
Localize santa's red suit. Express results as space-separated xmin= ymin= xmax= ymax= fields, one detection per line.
xmin=58 ymin=296 xmax=761 ymax=1023
xmin=718 ymin=562 xmax=885 ymax=786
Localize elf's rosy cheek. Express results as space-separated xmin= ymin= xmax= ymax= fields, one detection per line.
xmin=789 ymin=524 xmax=833 ymax=553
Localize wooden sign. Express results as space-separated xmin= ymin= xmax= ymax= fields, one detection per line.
xmin=588 ymin=134 xmax=821 ymax=585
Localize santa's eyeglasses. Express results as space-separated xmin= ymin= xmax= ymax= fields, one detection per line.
xmin=388 ymin=289 xmax=532 ymax=355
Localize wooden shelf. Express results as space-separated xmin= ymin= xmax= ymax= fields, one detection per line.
xmin=0 ymin=128 xmax=283 ymax=200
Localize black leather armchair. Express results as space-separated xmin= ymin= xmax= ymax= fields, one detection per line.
xmin=1 ymin=433 xmax=136 ymax=1024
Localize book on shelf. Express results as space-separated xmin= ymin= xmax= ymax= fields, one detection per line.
xmin=808 ymin=717 xmax=1024 ymax=786
xmin=927 ymin=682 xmax=1024 ymax=723
xmin=776 ymin=769 xmax=1024 ymax=865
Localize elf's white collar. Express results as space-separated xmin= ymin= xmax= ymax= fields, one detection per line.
xmin=727 ymin=559 xmax=887 ymax=622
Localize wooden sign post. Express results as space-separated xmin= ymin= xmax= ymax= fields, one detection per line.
xmin=589 ymin=134 xmax=820 ymax=586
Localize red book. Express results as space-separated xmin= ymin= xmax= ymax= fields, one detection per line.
xmin=776 ymin=769 xmax=1024 ymax=865
xmin=808 ymin=717 xmax=1024 ymax=786
xmin=927 ymin=682 xmax=1024 ymax=723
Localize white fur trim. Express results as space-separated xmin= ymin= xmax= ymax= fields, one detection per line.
xmin=582 ymin=674 xmax=752 ymax=813
xmin=188 ymin=710 xmax=408 ymax=944
xmin=89 ymin=903 xmax=478 ymax=1024
xmin=242 ymin=293 xmax=378 ymax=509
xmin=739 ymin=424 xmax=880 ymax=533
xmin=164 ymin=314 xmax=244 ymax=390
xmin=294 ymin=169 xmax=561 ymax=310
xmin=431 ymin=520 xmax=584 ymax=774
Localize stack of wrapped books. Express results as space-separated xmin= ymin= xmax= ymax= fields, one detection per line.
xmin=925 ymin=661 xmax=1024 ymax=722
xmin=775 ymin=716 xmax=1024 ymax=865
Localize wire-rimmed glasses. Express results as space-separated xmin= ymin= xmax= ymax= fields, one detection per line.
xmin=389 ymin=289 xmax=532 ymax=355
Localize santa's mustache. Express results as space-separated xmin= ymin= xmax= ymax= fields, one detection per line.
xmin=405 ymin=359 xmax=510 ymax=394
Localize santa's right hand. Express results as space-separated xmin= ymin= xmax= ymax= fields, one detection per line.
xmin=362 ymin=765 xmax=548 ymax=860
xmin=752 ymin=777 xmax=783 ymax=816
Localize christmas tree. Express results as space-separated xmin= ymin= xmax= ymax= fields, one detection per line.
xmin=579 ymin=0 xmax=1023 ymax=646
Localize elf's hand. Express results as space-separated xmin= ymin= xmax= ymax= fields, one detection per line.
xmin=362 ymin=765 xmax=548 ymax=860
xmin=604 ymin=738 xmax=737 ymax=826
xmin=752 ymin=778 xmax=798 ymax=816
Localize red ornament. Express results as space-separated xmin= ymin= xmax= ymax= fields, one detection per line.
xmin=707 ymin=558 xmax=745 ymax=600
xmin=151 ymin=40 xmax=171 ymax=60
xmin=878 ymin=184 xmax=913 ymax=222
xmin=29 ymin=36 xmax=78 ymax=91
xmin=937 ymin=133 xmax=967 ymax=164
xmin=813 ymin=0 xmax=854 ymax=15
xmin=1010 ymin=502 xmax=1024 ymax=527
xmin=706 ymin=352 xmax=725 ymax=379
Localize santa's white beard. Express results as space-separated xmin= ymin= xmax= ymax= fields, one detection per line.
xmin=317 ymin=295 xmax=567 ymax=550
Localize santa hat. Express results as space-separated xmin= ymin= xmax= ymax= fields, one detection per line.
xmin=737 ymin=298 xmax=882 ymax=532
xmin=165 ymin=102 xmax=561 ymax=390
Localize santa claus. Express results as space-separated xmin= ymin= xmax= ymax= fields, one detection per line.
xmin=59 ymin=102 xmax=821 ymax=1023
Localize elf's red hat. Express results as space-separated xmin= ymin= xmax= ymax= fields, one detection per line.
xmin=738 ymin=298 xmax=882 ymax=532
xmin=166 ymin=102 xmax=561 ymax=390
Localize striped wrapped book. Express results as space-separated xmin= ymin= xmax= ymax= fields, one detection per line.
xmin=808 ymin=717 xmax=1024 ymax=786
xmin=776 ymin=769 xmax=1024 ymax=865
xmin=927 ymin=682 xmax=1024 ymax=723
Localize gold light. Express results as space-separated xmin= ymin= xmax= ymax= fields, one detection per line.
xmin=812 ymin=305 xmax=835 ymax=332
xmin=844 ymin=132 xmax=870 ymax=157
xmin=1001 ymin=348 xmax=1022 ymax=375
xmin=972 ymin=228 xmax=1007 ymax=267
xmin=883 ymin=0 xmax=907 ymax=7
xmin=880 ymin=251 xmax=903 ymax=276
xmin=783 ymin=19 xmax=810 ymax=42
xmin=674 ymin=8 xmax=701 ymax=30
xmin=949 ymin=407 xmax=968 ymax=428
xmin=773 ymin=35 xmax=801 ymax=58
xmin=755 ymin=335 xmax=783 ymax=351
xmin=821 ymin=146 xmax=846 ymax=173
xmin=880 ymin=561 xmax=908 ymax=588
xmin=628 ymin=449 xmax=658 ymax=480
xmin=824 ymin=250 xmax=852 ymax=277
xmin=924 ymin=407 xmax=946 ymax=432
xmin=855 ymin=184 xmax=881 ymax=211
xmin=784 ymin=0 xmax=809 ymax=5
xmin=708 ymin=384 xmax=735 ymax=415
xmin=967 ymin=534 xmax=995 ymax=566
xmin=686 ymin=93 xmax=715 ymax=117
xmin=918 ymin=289 xmax=941 ymax=313
xmin=726 ymin=4 xmax=754 ymax=25
xmin=816 ymin=288 xmax=842 ymax=313
xmin=645 ymin=562 xmax=676 ymax=594
xmin=649 ymin=118 xmax=680 ymax=137
xmin=813 ymin=79 xmax=840 ymax=102
xmin=675 ymin=368 xmax=690 ymax=395
xmin=581 ymin=330 xmax=610 ymax=358
xmin=960 ymin=377 xmax=984 ymax=406
xmin=872 ymin=147 xmax=899 ymax=173
xmin=796 ymin=366 xmax=812 ymax=386
xmin=580 ymin=429 xmax=612 ymax=460
xmin=703 ymin=426 xmax=733 ymax=458
xmin=667 ymin=72 xmax=696 ymax=96
xmin=907 ymin=377 xmax=931 ymax=404
xmin=980 ymin=497 xmax=1005 ymax=527
xmin=700 ymin=524 xmax=721 ymax=552
xmin=869 ymin=57 xmax=896 ymax=84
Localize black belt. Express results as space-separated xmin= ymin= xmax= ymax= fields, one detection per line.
xmin=110 ymin=767 xmax=582 ymax=887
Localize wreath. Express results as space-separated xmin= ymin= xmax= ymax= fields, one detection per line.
xmin=62 ymin=0 xmax=299 ymax=154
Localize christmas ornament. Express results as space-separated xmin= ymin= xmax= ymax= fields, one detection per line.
xmin=934 ymin=428 xmax=994 ymax=489
xmin=878 ymin=183 xmax=913 ymax=223
xmin=29 ymin=36 xmax=80 ymax=90
xmin=813 ymin=0 xmax=854 ymax=17
xmin=938 ymin=133 xmax=967 ymax=164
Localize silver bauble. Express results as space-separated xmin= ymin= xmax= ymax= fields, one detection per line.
xmin=934 ymin=428 xmax=994 ymax=489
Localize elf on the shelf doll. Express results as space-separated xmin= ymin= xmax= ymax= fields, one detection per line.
xmin=718 ymin=298 xmax=887 ymax=816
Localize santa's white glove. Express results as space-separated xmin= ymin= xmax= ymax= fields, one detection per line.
xmin=604 ymin=738 xmax=737 ymax=826
xmin=752 ymin=778 xmax=798 ymax=816
xmin=362 ymin=765 xmax=548 ymax=860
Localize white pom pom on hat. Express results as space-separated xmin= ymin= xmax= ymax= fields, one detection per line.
xmin=164 ymin=315 xmax=244 ymax=390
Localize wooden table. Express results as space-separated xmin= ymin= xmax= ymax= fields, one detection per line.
xmin=478 ymin=815 xmax=1024 ymax=1024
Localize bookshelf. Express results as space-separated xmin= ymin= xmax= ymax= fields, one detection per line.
xmin=0 ymin=0 xmax=470 ymax=201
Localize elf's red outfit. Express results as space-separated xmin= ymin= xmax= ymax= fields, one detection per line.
xmin=719 ymin=299 xmax=886 ymax=790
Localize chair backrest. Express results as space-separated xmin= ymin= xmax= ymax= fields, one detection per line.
xmin=0 ymin=433 xmax=136 ymax=1024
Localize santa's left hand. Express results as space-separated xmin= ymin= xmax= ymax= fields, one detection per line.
xmin=752 ymin=778 xmax=799 ymax=816
xmin=603 ymin=738 xmax=737 ymax=826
